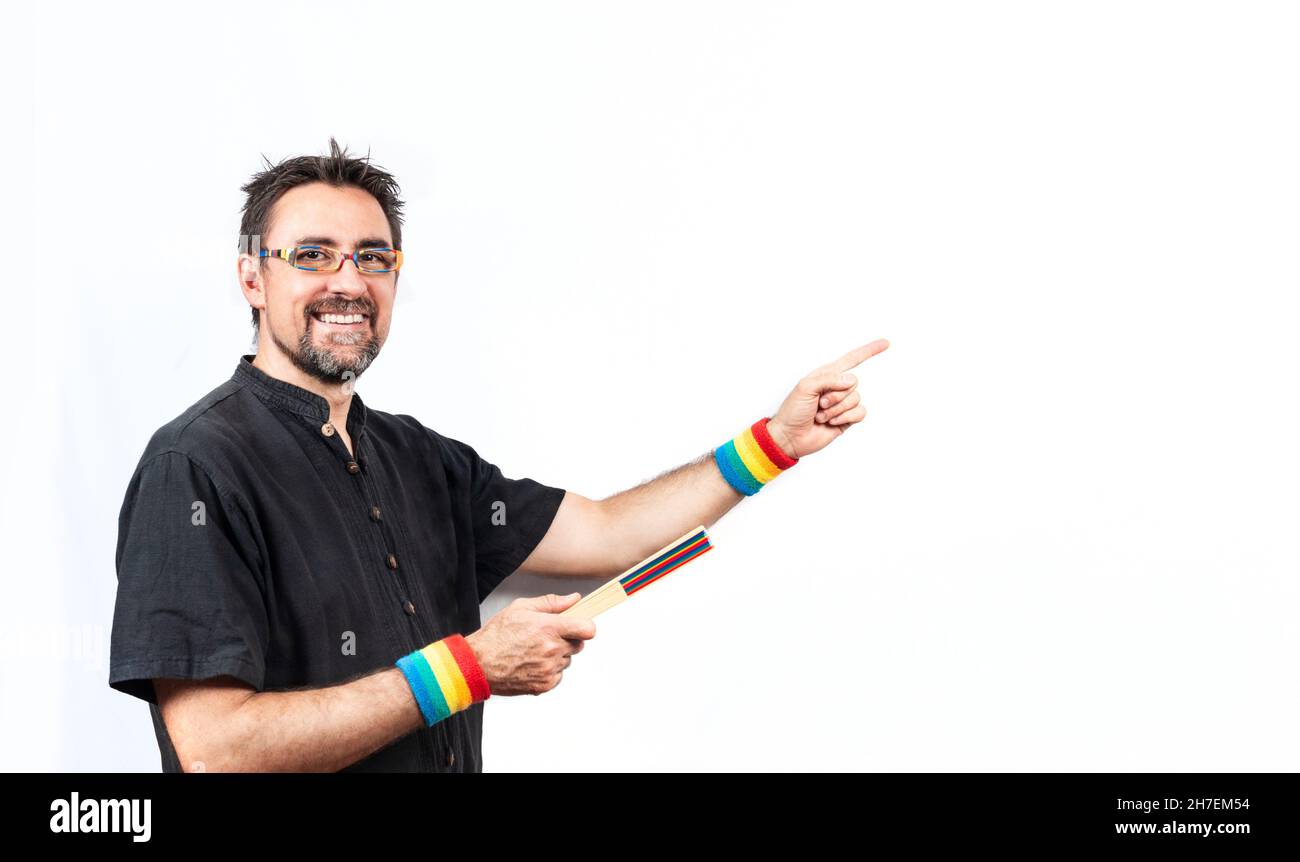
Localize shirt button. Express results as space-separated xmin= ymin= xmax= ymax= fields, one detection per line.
xmin=447 ymin=750 xmax=455 ymax=767
xmin=346 ymin=461 xmax=360 ymax=474
xmin=403 ymin=601 xmax=416 ymax=616
xmin=370 ymin=505 xmax=382 ymax=521
xmin=320 ymin=422 xmax=335 ymax=437
xmin=386 ymin=553 xmax=398 ymax=570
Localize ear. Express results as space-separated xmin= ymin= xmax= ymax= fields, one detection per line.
xmin=237 ymin=253 xmax=266 ymax=316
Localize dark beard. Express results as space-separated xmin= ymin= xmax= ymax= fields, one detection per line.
xmin=272 ymin=317 xmax=382 ymax=384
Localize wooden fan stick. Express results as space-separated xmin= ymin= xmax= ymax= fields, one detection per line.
xmin=561 ymin=525 xmax=714 ymax=619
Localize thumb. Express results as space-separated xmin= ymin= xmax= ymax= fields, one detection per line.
xmin=803 ymin=366 xmax=855 ymax=397
xmin=518 ymin=592 xmax=582 ymax=613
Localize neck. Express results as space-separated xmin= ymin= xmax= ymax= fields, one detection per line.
xmin=252 ymin=336 xmax=355 ymax=429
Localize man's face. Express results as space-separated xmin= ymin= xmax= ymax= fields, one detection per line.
xmin=247 ymin=182 xmax=399 ymax=384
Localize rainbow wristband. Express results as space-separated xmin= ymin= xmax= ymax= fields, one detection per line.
xmin=395 ymin=633 xmax=491 ymax=727
xmin=714 ymin=416 xmax=799 ymax=496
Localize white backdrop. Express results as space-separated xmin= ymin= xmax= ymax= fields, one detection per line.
xmin=2 ymin=1 xmax=1297 ymax=772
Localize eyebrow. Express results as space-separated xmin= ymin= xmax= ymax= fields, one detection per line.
xmin=292 ymin=236 xmax=395 ymax=249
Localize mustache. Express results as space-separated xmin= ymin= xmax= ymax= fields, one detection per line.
xmin=306 ymin=300 xmax=376 ymax=317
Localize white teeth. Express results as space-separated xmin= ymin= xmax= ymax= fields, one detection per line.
xmin=318 ymin=313 xmax=364 ymax=324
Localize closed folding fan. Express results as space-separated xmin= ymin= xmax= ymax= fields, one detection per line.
xmin=560 ymin=526 xmax=714 ymax=619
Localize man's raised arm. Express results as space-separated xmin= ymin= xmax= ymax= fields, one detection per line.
xmin=519 ymin=339 xmax=890 ymax=579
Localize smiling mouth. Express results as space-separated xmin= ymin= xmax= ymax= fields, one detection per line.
xmin=310 ymin=311 xmax=371 ymax=326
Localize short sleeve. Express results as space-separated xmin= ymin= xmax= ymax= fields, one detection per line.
xmin=433 ymin=432 xmax=567 ymax=600
xmin=109 ymin=450 xmax=271 ymax=705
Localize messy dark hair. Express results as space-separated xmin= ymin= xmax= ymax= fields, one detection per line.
xmin=238 ymin=137 xmax=406 ymax=333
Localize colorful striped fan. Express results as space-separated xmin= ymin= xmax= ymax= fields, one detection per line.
xmin=560 ymin=525 xmax=714 ymax=619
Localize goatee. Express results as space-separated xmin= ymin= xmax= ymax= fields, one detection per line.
xmin=273 ymin=316 xmax=382 ymax=384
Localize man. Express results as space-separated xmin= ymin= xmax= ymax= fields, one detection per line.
xmin=109 ymin=138 xmax=888 ymax=772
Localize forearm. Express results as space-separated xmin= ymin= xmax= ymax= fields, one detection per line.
xmin=520 ymin=419 xmax=800 ymax=581
xmin=181 ymin=667 xmax=424 ymax=772
xmin=597 ymin=450 xmax=744 ymax=573
xmin=596 ymin=419 xmax=801 ymax=574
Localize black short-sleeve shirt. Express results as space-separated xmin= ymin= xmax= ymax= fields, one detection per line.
xmin=109 ymin=355 xmax=567 ymax=772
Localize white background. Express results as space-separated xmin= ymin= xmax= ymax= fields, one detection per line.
xmin=2 ymin=1 xmax=1297 ymax=771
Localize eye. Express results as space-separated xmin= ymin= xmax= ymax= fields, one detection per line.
xmin=357 ymin=249 xmax=398 ymax=270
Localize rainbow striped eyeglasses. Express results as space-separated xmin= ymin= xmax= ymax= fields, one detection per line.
xmin=261 ymin=245 xmax=403 ymax=273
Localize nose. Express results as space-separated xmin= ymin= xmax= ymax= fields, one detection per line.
xmin=325 ymin=257 xmax=370 ymax=298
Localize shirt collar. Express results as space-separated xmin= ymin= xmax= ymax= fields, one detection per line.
xmin=233 ymin=354 xmax=368 ymax=439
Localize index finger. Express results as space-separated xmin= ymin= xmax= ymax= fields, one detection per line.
xmin=830 ymin=338 xmax=890 ymax=372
